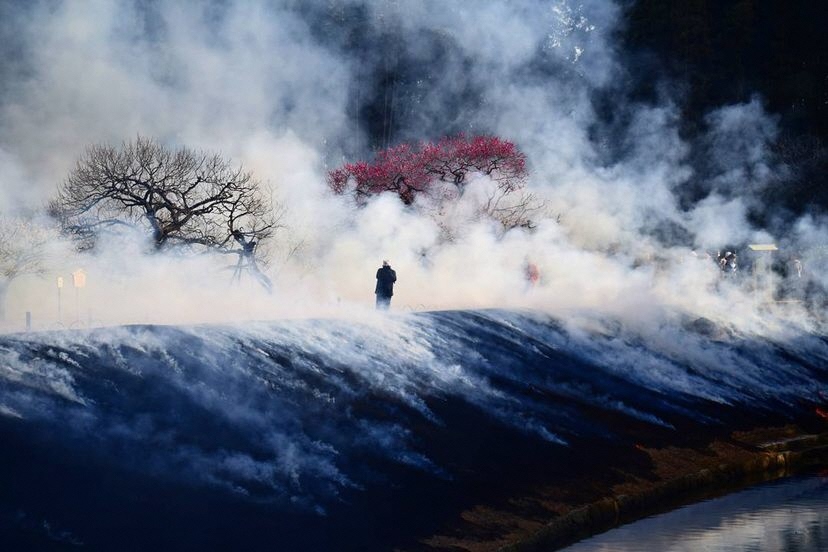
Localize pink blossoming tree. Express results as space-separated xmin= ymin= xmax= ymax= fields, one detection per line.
xmin=328 ymin=135 xmax=541 ymax=235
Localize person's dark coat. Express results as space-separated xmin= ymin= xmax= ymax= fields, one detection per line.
xmin=375 ymin=266 xmax=397 ymax=298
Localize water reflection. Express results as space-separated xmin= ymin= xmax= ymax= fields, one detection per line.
xmin=564 ymin=474 xmax=828 ymax=552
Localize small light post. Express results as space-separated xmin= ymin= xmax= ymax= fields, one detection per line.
xmin=71 ymin=269 xmax=86 ymax=325
xmin=57 ymin=276 xmax=64 ymax=324
xmin=748 ymin=244 xmax=777 ymax=304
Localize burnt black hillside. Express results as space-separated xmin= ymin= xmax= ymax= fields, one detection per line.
xmin=1 ymin=310 xmax=827 ymax=550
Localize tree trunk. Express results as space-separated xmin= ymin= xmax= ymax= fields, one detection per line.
xmin=145 ymin=210 xmax=165 ymax=249
xmin=243 ymin=251 xmax=273 ymax=294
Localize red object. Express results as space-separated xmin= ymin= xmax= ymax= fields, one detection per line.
xmin=328 ymin=135 xmax=527 ymax=205
xmin=526 ymin=262 xmax=540 ymax=285
xmin=816 ymin=407 xmax=828 ymax=420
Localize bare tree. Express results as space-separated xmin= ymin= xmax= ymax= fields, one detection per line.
xmin=0 ymin=216 xmax=52 ymax=320
xmin=481 ymin=188 xmax=546 ymax=233
xmin=50 ymin=136 xmax=280 ymax=290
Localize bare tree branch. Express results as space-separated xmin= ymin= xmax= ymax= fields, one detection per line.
xmin=0 ymin=216 xmax=54 ymax=320
xmin=51 ymin=136 xmax=281 ymax=291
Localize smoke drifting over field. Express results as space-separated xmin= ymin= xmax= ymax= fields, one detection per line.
xmin=1 ymin=310 xmax=827 ymax=549
xmin=2 ymin=5 xmax=828 ymax=549
xmin=0 ymin=0 xmax=824 ymax=331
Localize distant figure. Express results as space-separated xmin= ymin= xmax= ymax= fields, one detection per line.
xmin=375 ymin=260 xmax=397 ymax=310
xmin=525 ymin=261 xmax=540 ymax=288
xmin=728 ymin=252 xmax=738 ymax=273
xmin=718 ymin=251 xmax=737 ymax=274
xmin=794 ymin=258 xmax=803 ymax=278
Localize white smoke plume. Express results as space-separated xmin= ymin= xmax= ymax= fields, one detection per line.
xmin=0 ymin=0 xmax=823 ymax=336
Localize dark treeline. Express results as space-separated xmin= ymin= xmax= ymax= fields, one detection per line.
xmin=623 ymin=0 xmax=828 ymax=215
xmin=624 ymin=0 xmax=827 ymax=138
xmin=301 ymin=1 xmax=827 ymax=218
xmin=299 ymin=2 xmax=485 ymax=152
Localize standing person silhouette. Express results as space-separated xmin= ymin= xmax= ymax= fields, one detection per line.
xmin=375 ymin=260 xmax=397 ymax=310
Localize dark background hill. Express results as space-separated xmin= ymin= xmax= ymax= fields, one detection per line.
xmin=301 ymin=0 xmax=827 ymax=218
xmin=622 ymin=0 xmax=828 ymax=215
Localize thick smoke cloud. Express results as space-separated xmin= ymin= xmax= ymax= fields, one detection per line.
xmin=2 ymin=5 xmax=828 ymax=541
xmin=0 ymin=0 xmax=824 ymax=332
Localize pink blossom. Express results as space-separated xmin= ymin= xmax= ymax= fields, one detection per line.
xmin=327 ymin=135 xmax=528 ymax=205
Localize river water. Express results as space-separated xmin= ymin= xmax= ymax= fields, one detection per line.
xmin=564 ymin=473 xmax=828 ymax=552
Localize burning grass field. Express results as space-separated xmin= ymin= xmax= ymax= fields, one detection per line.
xmin=1 ymin=309 xmax=827 ymax=550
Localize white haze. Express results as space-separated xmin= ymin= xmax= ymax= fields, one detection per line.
xmin=0 ymin=0 xmax=824 ymax=337
xmin=2 ymin=3 xmax=828 ymax=522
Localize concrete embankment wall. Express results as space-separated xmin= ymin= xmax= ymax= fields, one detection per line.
xmin=499 ymin=436 xmax=828 ymax=552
